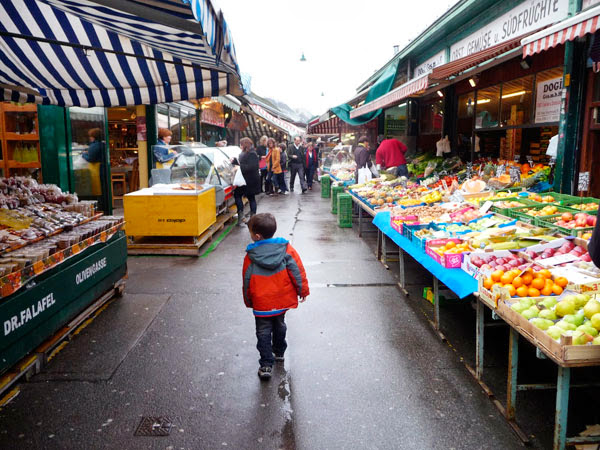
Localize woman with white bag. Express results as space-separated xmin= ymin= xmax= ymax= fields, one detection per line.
xmin=232 ymin=137 xmax=260 ymax=226
xmin=354 ymin=136 xmax=377 ymax=184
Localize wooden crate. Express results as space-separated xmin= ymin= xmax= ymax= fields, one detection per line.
xmin=497 ymin=299 xmax=600 ymax=367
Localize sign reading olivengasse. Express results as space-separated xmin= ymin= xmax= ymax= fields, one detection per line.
xmin=450 ymin=0 xmax=569 ymax=61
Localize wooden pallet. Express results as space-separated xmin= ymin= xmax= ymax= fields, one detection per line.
xmin=127 ymin=208 xmax=237 ymax=256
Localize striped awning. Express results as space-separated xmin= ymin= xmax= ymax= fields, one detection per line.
xmin=522 ymin=5 xmax=600 ymax=57
xmin=249 ymin=104 xmax=305 ymax=137
xmin=239 ymin=112 xmax=284 ymax=143
xmin=349 ymin=74 xmax=429 ymax=119
xmin=0 ymin=0 xmax=242 ymax=106
xmin=309 ymin=116 xmax=340 ymax=135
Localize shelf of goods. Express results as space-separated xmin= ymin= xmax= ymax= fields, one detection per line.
xmin=0 ymin=103 xmax=42 ymax=179
xmin=335 ymin=169 xmax=600 ymax=449
xmin=0 ymin=177 xmax=127 ymax=376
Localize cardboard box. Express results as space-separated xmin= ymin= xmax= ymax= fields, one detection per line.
xmin=425 ymin=239 xmax=465 ymax=268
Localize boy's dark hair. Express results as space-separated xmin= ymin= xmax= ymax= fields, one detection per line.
xmin=248 ymin=213 xmax=277 ymax=239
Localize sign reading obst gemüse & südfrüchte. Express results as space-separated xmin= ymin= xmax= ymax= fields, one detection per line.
xmin=414 ymin=51 xmax=447 ymax=78
xmin=535 ymin=77 xmax=563 ymax=123
xmin=449 ymin=0 xmax=569 ymax=62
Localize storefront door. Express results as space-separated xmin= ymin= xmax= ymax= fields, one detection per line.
xmin=579 ymin=70 xmax=600 ymax=198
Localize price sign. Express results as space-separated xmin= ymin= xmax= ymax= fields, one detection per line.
xmin=509 ymin=166 xmax=521 ymax=184
xmin=479 ymin=201 xmax=493 ymax=214
xmin=578 ymin=172 xmax=590 ymax=192
xmin=466 ymin=162 xmax=473 ymax=179
xmin=496 ymin=165 xmax=505 ymax=177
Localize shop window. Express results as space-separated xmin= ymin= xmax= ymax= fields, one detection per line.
xmin=475 ymin=85 xmax=500 ymax=129
xmin=593 ymin=72 xmax=600 ymax=103
xmin=500 ymin=75 xmax=534 ymax=127
xmin=384 ymin=103 xmax=407 ymax=138
xmin=157 ymin=105 xmax=169 ymax=130
xmin=169 ymin=107 xmax=181 ymax=143
xmin=420 ymin=99 xmax=444 ymax=134
xmin=180 ymin=110 xmax=195 ymax=142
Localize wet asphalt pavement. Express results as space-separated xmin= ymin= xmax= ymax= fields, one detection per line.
xmin=0 ymin=182 xmax=550 ymax=449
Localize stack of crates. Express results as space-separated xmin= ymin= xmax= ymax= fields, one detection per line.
xmin=337 ymin=193 xmax=353 ymax=228
xmin=321 ymin=175 xmax=331 ymax=198
xmin=331 ymin=185 xmax=345 ymax=214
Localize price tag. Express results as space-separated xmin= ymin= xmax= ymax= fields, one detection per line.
xmin=538 ymin=254 xmax=578 ymax=267
xmin=578 ymin=172 xmax=590 ymax=192
xmin=496 ymin=165 xmax=505 ymax=177
xmin=509 ymin=166 xmax=521 ymax=184
xmin=479 ymin=201 xmax=493 ymax=213
xmin=442 ymin=180 xmax=449 ymax=190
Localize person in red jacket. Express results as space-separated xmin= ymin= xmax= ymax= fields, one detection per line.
xmin=242 ymin=213 xmax=309 ymax=380
xmin=375 ymin=138 xmax=409 ymax=177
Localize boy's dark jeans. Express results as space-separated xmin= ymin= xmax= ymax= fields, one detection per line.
xmin=255 ymin=314 xmax=287 ymax=367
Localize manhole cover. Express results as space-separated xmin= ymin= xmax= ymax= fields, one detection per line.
xmin=134 ymin=416 xmax=173 ymax=436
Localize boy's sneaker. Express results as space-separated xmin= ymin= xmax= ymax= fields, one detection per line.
xmin=258 ymin=366 xmax=272 ymax=380
xmin=274 ymin=353 xmax=285 ymax=362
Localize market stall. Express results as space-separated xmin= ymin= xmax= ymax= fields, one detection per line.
xmin=0 ymin=177 xmax=127 ymax=385
xmin=323 ymin=163 xmax=600 ymax=449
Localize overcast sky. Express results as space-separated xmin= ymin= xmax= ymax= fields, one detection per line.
xmin=218 ymin=0 xmax=456 ymax=117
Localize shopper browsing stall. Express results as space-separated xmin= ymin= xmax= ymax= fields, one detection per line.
xmin=354 ymin=136 xmax=373 ymax=184
xmin=376 ymin=138 xmax=408 ymax=177
xmin=233 ymin=137 xmax=260 ymax=225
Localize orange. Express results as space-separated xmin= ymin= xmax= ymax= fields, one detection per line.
xmin=491 ymin=270 xmax=504 ymax=282
xmin=521 ymin=273 xmax=533 ymax=285
xmin=500 ymin=273 xmax=514 ymax=285
xmin=505 ymin=284 xmax=517 ymax=297
xmin=531 ymin=278 xmax=545 ymax=290
xmin=512 ymin=277 xmax=523 ymax=288
xmin=445 ymin=241 xmax=456 ymax=249
xmin=516 ymin=286 xmax=529 ymax=297
xmin=552 ymin=284 xmax=563 ymax=295
xmin=541 ymin=286 xmax=553 ymax=296
xmin=555 ymin=277 xmax=568 ymax=288
xmin=539 ymin=269 xmax=552 ymax=279
xmin=527 ymin=287 xmax=541 ymax=297
xmin=483 ymin=278 xmax=493 ymax=290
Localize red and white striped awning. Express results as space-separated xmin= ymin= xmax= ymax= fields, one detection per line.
xmin=309 ymin=116 xmax=340 ymax=135
xmin=349 ymin=74 xmax=429 ymax=119
xmin=522 ymin=5 xmax=600 ymax=57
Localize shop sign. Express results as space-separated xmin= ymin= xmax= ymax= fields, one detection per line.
xmin=201 ymin=108 xmax=225 ymax=128
xmin=578 ymin=172 xmax=590 ymax=191
xmin=535 ymin=76 xmax=563 ymax=123
xmin=450 ymin=0 xmax=569 ymax=61
xmin=414 ymin=51 xmax=446 ymax=78
xmin=583 ymin=0 xmax=600 ymax=9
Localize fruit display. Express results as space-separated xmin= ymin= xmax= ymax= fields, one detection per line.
xmin=523 ymin=240 xmax=592 ymax=265
xmin=570 ymin=202 xmax=599 ymax=212
xmin=508 ymin=292 xmax=600 ymax=345
xmin=549 ymin=212 xmax=596 ymax=229
xmin=482 ymin=267 xmax=566 ymax=298
xmin=420 ymin=190 xmax=442 ymax=204
xmin=517 ymin=205 xmax=559 ymax=217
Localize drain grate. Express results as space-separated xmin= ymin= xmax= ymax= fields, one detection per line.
xmin=134 ymin=416 xmax=173 ymax=436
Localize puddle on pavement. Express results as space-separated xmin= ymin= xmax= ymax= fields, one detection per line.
xmin=278 ymin=369 xmax=296 ymax=450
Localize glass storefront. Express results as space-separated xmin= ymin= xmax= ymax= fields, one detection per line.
xmin=384 ymin=103 xmax=407 ymax=138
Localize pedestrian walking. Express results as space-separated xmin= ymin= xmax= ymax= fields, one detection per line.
xmin=264 ymin=138 xmax=276 ymax=195
xmin=242 ymin=213 xmax=310 ymax=380
xmin=304 ymin=140 xmax=319 ymax=190
xmin=354 ymin=135 xmax=374 ymax=184
xmin=375 ymin=138 xmax=409 ymax=177
xmin=266 ymin=138 xmax=288 ymax=195
xmin=233 ymin=137 xmax=260 ymax=225
xmin=256 ymin=135 xmax=270 ymax=193
xmin=287 ymin=135 xmax=307 ymax=193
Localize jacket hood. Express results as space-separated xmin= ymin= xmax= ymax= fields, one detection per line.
xmin=246 ymin=238 xmax=289 ymax=270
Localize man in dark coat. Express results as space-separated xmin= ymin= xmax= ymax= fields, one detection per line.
xmin=354 ymin=135 xmax=373 ymax=184
xmin=233 ymin=137 xmax=260 ymax=225
xmin=287 ymin=135 xmax=307 ymax=193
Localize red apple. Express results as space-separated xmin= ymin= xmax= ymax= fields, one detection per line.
xmin=588 ymin=216 xmax=597 ymax=227
xmin=581 ymin=254 xmax=592 ymax=262
xmin=562 ymin=212 xmax=574 ymax=222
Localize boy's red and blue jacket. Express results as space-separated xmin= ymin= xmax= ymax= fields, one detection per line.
xmin=242 ymin=238 xmax=309 ymax=317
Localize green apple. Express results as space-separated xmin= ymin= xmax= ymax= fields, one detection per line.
xmin=563 ymin=314 xmax=585 ymax=326
xmin=541 ymin=297 xmax=557 ymax=309
xmin=556 ymin=300 xmax=576 ymax=317
xmin=511 ymin=302 xmax=529 ymax=314
xmin=547 ymin=326 xmax=563 ymax=340
xmin=522 ymin=307 xmax=539 ymax=320
xmin=531 ymin=318 xmax=554 ymax=330
xmin=592 ymin=313 xmax=600 ymax=331
xmin=593 ymin=335 xmax=600 ymax=345
xmin=584 ymin=300 xmax=600 ymax=319
xmin=539 ymin=309 xmax=557 ymax=320
xmin=574 ymin=294 xmax=590 ymax=309
xmin=556 ymin=320 xmax=577 ymax=331
xmin=577 ymin=325 xmax=599 ymax=337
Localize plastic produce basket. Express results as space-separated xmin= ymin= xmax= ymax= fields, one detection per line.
xmin=488 ymin=197 xmax=538 ymax=216
xmin=507 ymin=204 xmax=578 ymax=225
xmin=321 ymin=175 xmax=331 ymax=198
xmin=537 ymin=215 xmax=595 ymax=237
xmin=560 ymin=196 xmax=599 ymax=213
xmin=331 ymin=186 xmax=345 ymax=214
xmin=337 ymin=193 xmax=353 ymax=228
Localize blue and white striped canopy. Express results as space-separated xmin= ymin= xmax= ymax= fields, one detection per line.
xmin=0 ymin=0 xmax=243 ymax=106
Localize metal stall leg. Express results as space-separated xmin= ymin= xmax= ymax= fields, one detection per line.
xmin=398 ymin=248 xmax=408 ymax=295
xmin=433 ymin=276 xmax=440 ymax=331
xmin=381 ymin=232 xmax=387 ymax=265
xmin=554 ymin=366 xmax=571 ymax=450
xmin=358 ymin=206 xmax=363 ymax=237
xmin=506 ymin=327 xmax=519 ymax=421
xmin=476 ymin=298 xmax=485 ymax=381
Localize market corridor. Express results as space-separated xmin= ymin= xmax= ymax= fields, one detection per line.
xmin=0 ymin=188 xmax=521 ymax=449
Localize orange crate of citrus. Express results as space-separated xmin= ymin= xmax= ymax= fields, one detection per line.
xmin=482 ymin=267 xmax=568 ymax=298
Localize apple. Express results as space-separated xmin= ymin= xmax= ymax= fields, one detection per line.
xmin=573 ymin=330 xmax=594 ymax=345
xmin=576 ymin=217 xmax=588 ymax=227
xmin=575 ymin=213 xmax=588 ymax=221
xmin=582 ymin=254 xmax=592 ymax=262
xmin=588 ymin=216 xmax=597 ymax=227
xmin=481 ymin=264 xmax=492 ymax=270
xmin=593 ymin=335 xmax=600 ymax=345
xmin=526 ymin=250 xmax=537 ymax=258
xmin=562 ymin=212 xmax=574 ymax=222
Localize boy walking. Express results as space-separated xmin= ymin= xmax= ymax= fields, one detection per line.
xmin=242 ymin=213 xmax=309 ymax=380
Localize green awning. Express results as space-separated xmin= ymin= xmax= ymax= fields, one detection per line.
xmin=332 ymin=58 xmax=400 ymax=126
